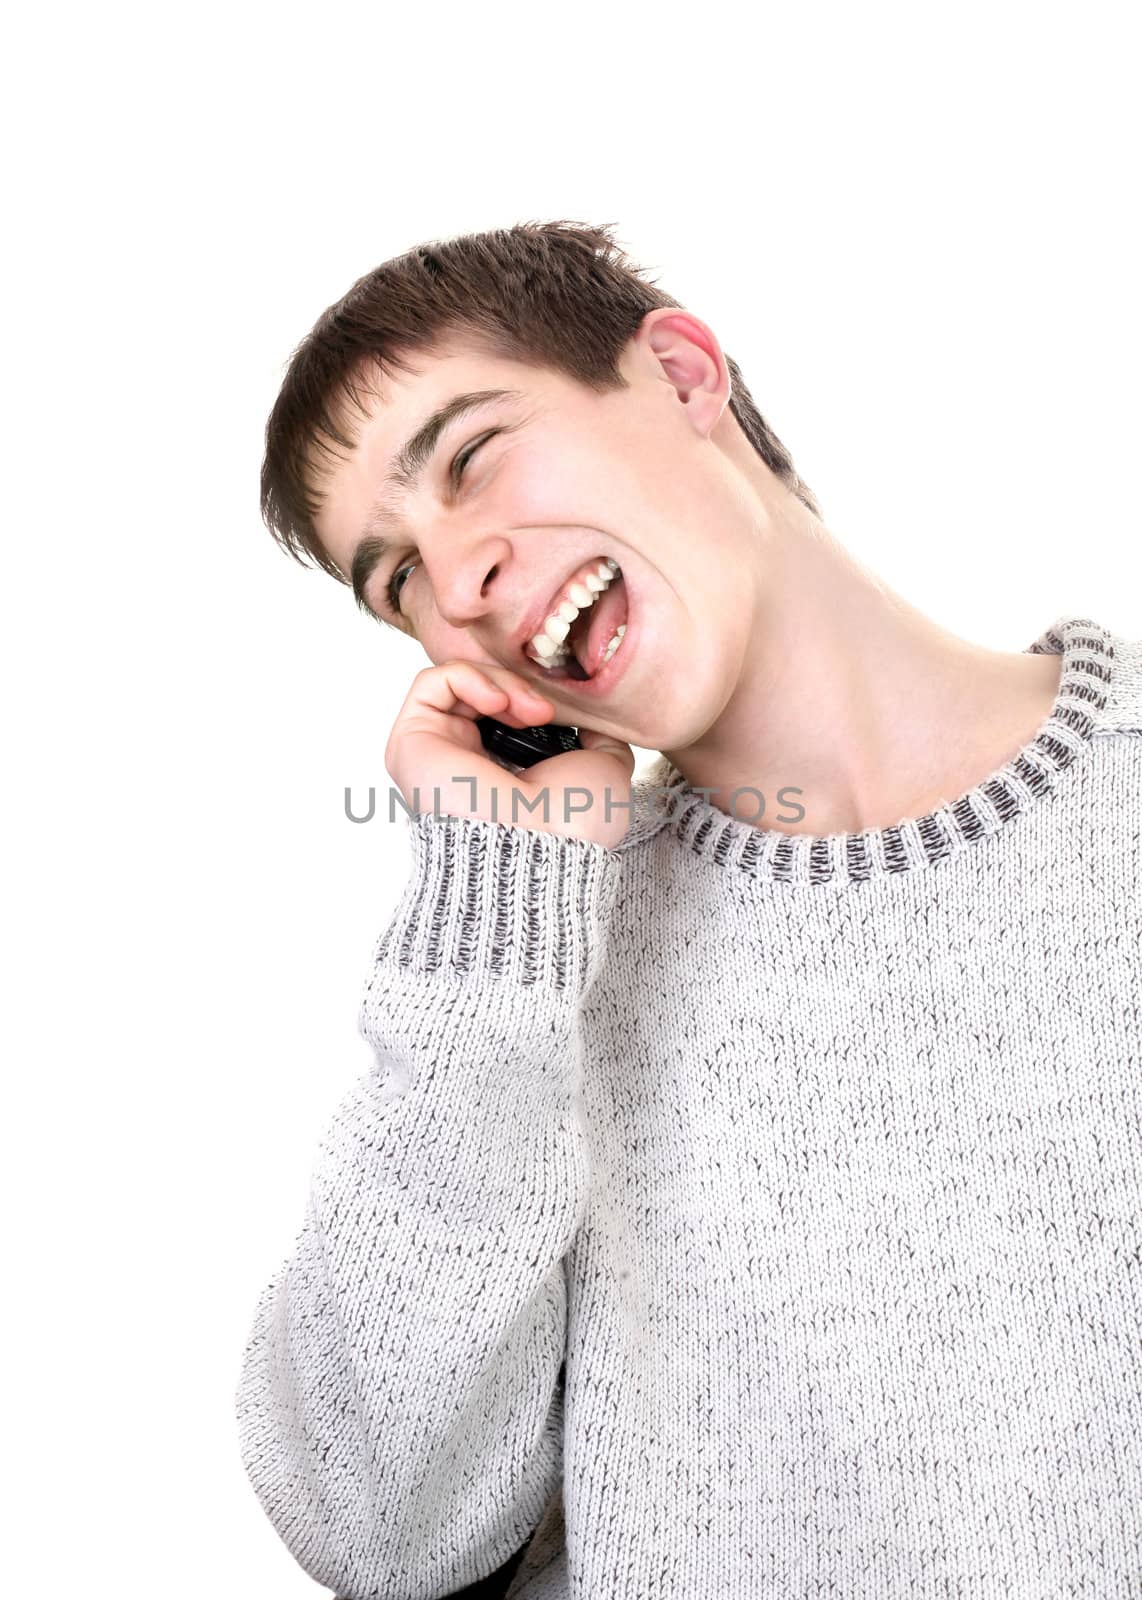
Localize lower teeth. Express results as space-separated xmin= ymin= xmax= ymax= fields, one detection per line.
xmin=600 ymin=624 xmax=627 ymax=664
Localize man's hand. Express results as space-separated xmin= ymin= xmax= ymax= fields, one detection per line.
xmin=385 ymin=661 xmax=636 ymax=848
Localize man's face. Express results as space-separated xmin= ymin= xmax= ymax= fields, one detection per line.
xmin=313 ymin=313 xmax=765 ymax=749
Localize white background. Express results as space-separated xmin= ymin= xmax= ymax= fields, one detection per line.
xmin=4 ymin=2 xmax=1139 ymax=1594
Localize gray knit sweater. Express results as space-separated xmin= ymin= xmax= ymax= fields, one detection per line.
xmin=236 ymin=616 xmax=1142 ymax=1598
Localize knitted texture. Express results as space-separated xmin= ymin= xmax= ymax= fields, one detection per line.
xmin=236 ymin=617 xmax=1142 ymax=1597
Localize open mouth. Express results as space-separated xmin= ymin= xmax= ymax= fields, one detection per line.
xmin=523 ymin=557 xmax=630 ymax=683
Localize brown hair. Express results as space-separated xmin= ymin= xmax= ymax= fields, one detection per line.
xmin=260 ymin=219 xmax=820 ymax=583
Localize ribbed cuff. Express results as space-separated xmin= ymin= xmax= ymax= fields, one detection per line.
xmin=373 ymin=811 xmax=624 ymax=994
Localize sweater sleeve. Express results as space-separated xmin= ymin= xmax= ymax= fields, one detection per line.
xmin=235 ymin=810 xmax=622 ymax=1600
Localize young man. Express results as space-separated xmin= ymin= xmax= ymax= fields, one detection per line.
xmin=236 ymin=221 xmax=1142 ymax=1597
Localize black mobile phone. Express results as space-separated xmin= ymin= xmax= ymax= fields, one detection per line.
xmin=476 ymin=717 xmax=582 ymax=770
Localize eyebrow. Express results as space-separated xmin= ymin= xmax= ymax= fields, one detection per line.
xmin=348 ymin=387 xmax=524 ymax=617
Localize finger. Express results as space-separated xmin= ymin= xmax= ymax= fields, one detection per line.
xmin=407 ymin=661 xmax=554 ymax=725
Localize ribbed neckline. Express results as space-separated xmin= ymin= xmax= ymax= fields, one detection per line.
xmin=627 ymin=617 xmax=1115 ymax=887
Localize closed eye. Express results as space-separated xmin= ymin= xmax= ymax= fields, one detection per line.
xmin=451 ymin=427 xmax=499 ymax=488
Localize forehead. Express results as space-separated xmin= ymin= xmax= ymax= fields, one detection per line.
xmin=313 ymin=336 xmax=556 ymax=576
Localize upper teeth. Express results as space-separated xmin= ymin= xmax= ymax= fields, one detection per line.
xmin=530 ymin=558 xmax=621 ymax=662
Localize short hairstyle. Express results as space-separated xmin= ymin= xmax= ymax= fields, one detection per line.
xmin=260 ymin=219 xmax=821 ymax=584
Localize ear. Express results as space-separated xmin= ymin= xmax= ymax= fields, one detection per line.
xmin=636 ymin=307 xmax=732 ymax=440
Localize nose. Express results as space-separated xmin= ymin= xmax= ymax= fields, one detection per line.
xmin=427 ymin=531 xmax=514 ymax=631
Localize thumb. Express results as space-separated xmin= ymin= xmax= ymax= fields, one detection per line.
xmin=577 ymin=726 xmax=636 ymax=772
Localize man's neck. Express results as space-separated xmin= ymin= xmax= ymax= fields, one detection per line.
xmin=662 ymin=511 xmax=1063 ymax=838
